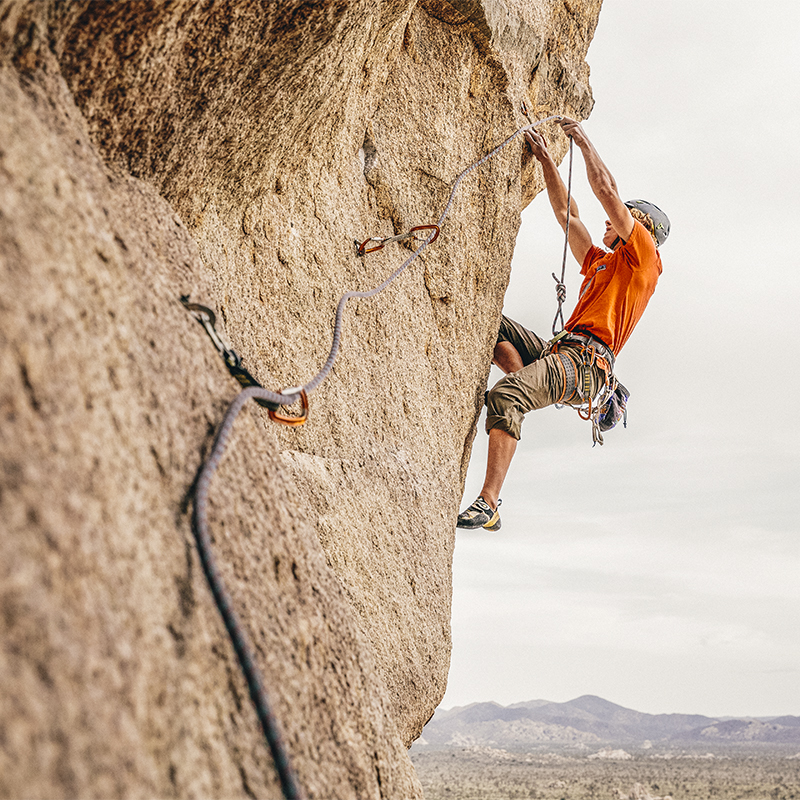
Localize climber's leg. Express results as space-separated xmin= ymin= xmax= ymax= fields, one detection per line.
xmin=493 ymin=341 xmax=524 ymax=374
xmin=495 ymin=315 xmax=549 ymax=368
xmin=475 ymin=427 xmax=517 ymax=512
xmin=457 ymin=345 xmax=564 ymax=531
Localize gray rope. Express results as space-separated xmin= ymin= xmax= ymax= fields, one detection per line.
xmin=189 ymin=113 xmax=561 ymax=799
xmin=191 ymin=402 xmax=303 ymax=798
xmin=286 ymin=113 xmax=563 ymax=402
xmin=552 ymin=136 xmax=574 ymax=336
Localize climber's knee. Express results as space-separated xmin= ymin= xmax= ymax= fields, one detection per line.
xmin=485 ymin=382 xmax=524 ymax=441
xmin=492 ymin=341 xmax=524 ymax=374
xmin=484 ymin=357 xmax=561 ymax=441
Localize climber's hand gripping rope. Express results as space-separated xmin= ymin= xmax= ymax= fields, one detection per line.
xmin=519 ymin=107 xmax=574 ymax=337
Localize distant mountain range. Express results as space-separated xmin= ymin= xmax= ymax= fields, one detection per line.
xmin=415 ymin=695 xmax=800 ymax=749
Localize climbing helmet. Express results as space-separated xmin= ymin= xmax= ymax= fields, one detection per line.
xmin=624 ymin=199 xmax=670 ymax=247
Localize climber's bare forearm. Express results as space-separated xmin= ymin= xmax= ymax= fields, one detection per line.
xmin=559 ymin=117 xmax=634 ymax=241
xmin=539 ymin=155 xmax=573 ymax=228
xmin=525 ymin=128 xmax=591 ymax=262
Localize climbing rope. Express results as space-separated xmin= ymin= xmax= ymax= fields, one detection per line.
xmin=187 ymin=112 xmax=565 ymax=415
xmin=552 ymin=136 xmax=574 ymax=336
xmin=191 ymin=426 xmax=304 ymax=800
xmin=183 ymin=110 xmax=563 ymax=799
xmin=309 ymin=114 xmax=564 ymax=397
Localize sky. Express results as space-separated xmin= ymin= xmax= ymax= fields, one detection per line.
xmin=442 ymin=0 xmax=800 ymax=718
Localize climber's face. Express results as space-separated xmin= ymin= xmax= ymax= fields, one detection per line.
xmin=603 ymin=220 xmax=622 ymax=249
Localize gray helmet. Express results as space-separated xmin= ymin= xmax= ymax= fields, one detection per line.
xmin=625 ymin=199 xmax=670 ymax=247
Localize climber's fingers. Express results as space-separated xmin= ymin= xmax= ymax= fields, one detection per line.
xmin=524 ymin=128 xmax=548 ymax=155
xmin=558 ymin=116 xmax=587 ymax=145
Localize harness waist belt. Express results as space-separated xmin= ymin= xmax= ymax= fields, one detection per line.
xmin=560 ymin=330 xmax=615 ymax=370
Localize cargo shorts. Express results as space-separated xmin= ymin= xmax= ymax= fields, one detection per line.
xmin=485 ymin=315 xmax=606 ymax=440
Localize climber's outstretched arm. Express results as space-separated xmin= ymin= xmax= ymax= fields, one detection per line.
xmin=525 ymin=128 xmax=593 ymax=265
xmin=558 ymin=116 xmax=634 ymax=244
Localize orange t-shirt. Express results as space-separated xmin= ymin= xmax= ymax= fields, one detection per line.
xmin=565 ymin=220 xmax=662 ymax=355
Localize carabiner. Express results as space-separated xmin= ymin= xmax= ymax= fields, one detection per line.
xmin=268 ymin=388 xmax=309 ymax=427
xmin=357 ymin=237 xmax=386 ymax=256
xmin=408 ymin=224 xmax=440 ymax=245
xmin=181 ymin=297 xmax=240 ymax=367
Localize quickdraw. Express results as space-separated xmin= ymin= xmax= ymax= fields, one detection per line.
xmin=356 ymin=224 xmax=440 ymax=256
xmin=181 ymin=297 xmax=307 ymax=425
xmin=185 ymin=111 xmax=563 ymax=431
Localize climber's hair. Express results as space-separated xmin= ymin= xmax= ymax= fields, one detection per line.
xmin=628 ymin=207 xmax=658 ymax=246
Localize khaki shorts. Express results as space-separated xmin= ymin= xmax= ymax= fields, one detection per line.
xmin=486 ymin=316 xmax=606 ymax=440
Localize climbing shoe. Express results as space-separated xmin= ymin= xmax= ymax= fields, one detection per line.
xmin=456 ymin=497 xmax=502 ymax=531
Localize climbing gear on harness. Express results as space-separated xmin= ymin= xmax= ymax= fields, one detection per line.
xmin=546 ymin=329 xmax=622 ymax=446
xmin=597 ymin=380 xmax=629 ymax=432
xmin=625 ymin=199 xmax=670 ymax=247
xmin=181 ymin=112 xmax=564 ymax=798
xmin=356 ymin=224 xmax=440 ymax=256
xmin=457 ymin=497 xmax=502 ymax=530
xmin=554 ymin=350 xmax=577 ymax=402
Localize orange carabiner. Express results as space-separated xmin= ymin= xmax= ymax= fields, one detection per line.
xmin=409 ymin=224 xmax=440 ymax=245
xmin=268 ymin=389 xmax=309 ymax=427
xmin=356 ymin=237 xmax=385 ymax=256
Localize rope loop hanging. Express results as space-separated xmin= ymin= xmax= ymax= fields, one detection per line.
xmin=552 ymin=135 xmax=574 ymax=336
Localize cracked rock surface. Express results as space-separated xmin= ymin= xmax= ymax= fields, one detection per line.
xmin=0 ymin=1 xmax=601 ymax=797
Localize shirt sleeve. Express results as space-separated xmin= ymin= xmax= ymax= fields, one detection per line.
xmin=621 ymin=220 xmax=658 ymax=271
xmin=580 ymin=245 xmax=606 ymax=276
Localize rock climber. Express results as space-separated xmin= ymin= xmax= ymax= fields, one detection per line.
xmin=457 ymin=116 xmax=670 ymax=531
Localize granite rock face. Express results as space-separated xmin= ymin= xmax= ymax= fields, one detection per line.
xmin=0 ymin=1 xmax=601 ymax=797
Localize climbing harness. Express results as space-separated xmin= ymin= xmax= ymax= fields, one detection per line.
xmin=547 ymin=330 xmax=622 ymax=446
xmin=181 ymin=110 xmax=563 ymax=799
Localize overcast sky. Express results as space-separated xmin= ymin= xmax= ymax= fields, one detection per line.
xmin=443 ymin=0 xmax=800 ymax=718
